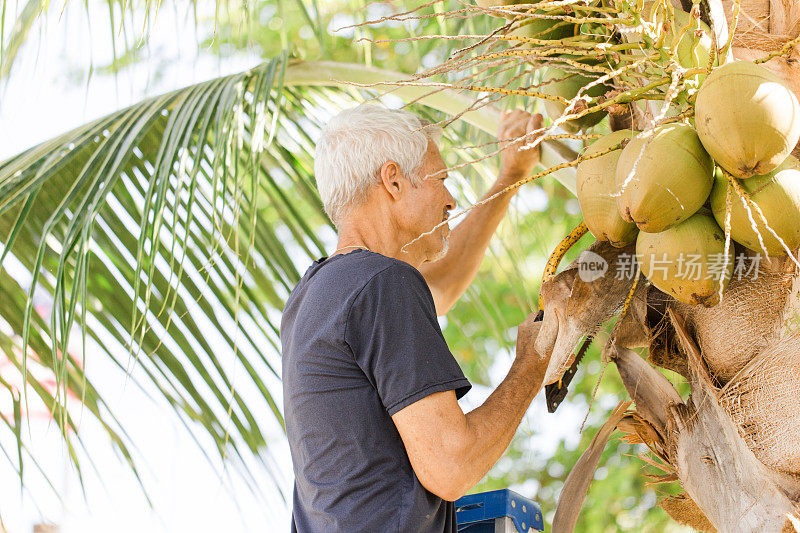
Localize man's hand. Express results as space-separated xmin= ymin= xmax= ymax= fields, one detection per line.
xmin=514 ymin=312 xmax=550 ymax=383
xmin=498 ymin=109 xmax=543 ymax=187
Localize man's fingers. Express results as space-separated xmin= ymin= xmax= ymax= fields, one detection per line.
xmin=499 ymin=110 xmax=543 ymax=152
xmin=501 ymin=108 xmax=531 ymax=122
xmin=501 ymin=110 xmax=538 ymax=131
xmin=527 ymin=113 xmax=543 ymax=132
xmin=519 ymin=311 xmax=540 ymax=332
xmin=516 ymin=316 xmax=544 ymax=361
xmin=524 ymin=114 xmax=545 ymax=154
xmin=498 ymin=110 xmax=543 ymax=184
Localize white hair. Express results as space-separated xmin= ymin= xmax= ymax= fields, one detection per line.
xmin=314 ymin=104 xmax=444 ymax=226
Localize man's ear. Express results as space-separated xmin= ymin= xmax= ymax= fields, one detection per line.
xmin=379 ymin=160 xmax=406 ymax=201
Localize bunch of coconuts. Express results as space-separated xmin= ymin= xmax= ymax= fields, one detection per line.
xmin=577 ymin=60 xmax=800 ymax=307
xmin=476 ymin=0 xmax=800 ymax=307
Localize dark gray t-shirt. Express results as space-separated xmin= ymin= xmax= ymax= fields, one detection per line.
xmin=281 ymin=249 xmax=471 ymax=532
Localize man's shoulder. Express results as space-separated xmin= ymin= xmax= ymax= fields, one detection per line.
xmin=345 ymin=254 xmax=438 ymax=327
xmin=284 ymin=251 xmax=424 ymax=317
xmin=358 ymin=253 xmax=427 ymax=289
xmin=304 ymin=250 xmax=424 ymax=293
xmin=348 ymin=253 xmax=434 ymax=308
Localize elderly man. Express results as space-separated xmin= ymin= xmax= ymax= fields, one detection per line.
xmin=281 ymin=104 xmax=552 ymax=532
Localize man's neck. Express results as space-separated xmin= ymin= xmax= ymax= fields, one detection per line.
xmin=334 ymin=218 xmax=425 ymax=268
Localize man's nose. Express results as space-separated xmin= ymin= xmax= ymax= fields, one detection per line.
xmin=444 ymin=187 xmax=456 ymax=211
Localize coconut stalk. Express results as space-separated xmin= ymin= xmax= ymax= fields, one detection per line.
xmin=535 ymin=241 xmax=647 ymax=385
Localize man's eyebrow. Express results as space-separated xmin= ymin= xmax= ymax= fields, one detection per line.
xmin=424 ymin=167 xmax=448 ymax=180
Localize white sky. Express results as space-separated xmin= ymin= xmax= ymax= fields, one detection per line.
xmin=0 ymin=3 xmax=595 ymax=532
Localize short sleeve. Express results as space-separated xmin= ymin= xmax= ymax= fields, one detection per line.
xmin=344 ymin=262 xmax=471 ymax=416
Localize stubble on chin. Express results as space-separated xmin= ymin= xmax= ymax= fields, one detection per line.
xmin=427 ymin=234 xmax=450 ymax=264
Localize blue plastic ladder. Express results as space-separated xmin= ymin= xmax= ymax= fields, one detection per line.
xmin=455 ymin=489 xmax=544 ymax=533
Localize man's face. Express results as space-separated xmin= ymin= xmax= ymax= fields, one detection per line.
xmin=397 ymin=141 xmax=456 ymax=263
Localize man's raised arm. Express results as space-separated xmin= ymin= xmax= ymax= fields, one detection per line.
xmin=420 ymin=110 xmax=543 ymax=315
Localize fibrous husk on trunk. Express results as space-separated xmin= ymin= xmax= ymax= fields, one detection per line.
xmin=721 ymin=0 xmax=800 ymax=93
xmin=720 ymin=0 xmax=800 ymax=161
xmin=671 ymin=247 xmax=800 ymax=383
xmin=666 ymin=310 xmax=800 ymax=533
xmin=719 ymin=332 xmax=800 ymax=475
xmin=613 ymin=246 xmax=800 ymax=382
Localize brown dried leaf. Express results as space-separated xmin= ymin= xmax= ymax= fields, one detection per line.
xmin=551 ymin=401 xmax=632 ymax=533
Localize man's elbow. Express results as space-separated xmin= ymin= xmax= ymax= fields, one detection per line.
xmin=417 ymin=471 xmax=471 ymax=502
xmin=415 ymin=450 xmax=477 ymax=501
xmin=435 ymin=303 xmax=453 ymax=317
xmin=433 ymin=292 xmax=457 ymax=316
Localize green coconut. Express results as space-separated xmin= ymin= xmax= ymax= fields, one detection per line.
xmin=709 ymin=159 xmax=800 ymax=256
xmin=695 ymin=61 xmax=800 ymax=178
xmin=476 ymin=0 xmax=576 ymax=40
xmin=668 ymin=9 xmax=712 ymax=77
xmin=578 ymin=21 xmax=612 ymax=37
xmin=475 ymin=0 xmax=515 ymax=10
xmin=512 ymin=14 xmax=574 ymax=42
xmin=630 ymin=4 xmax=713 ymax=78
xmin=615 ymin=123 xmax=715 ymax=232
xmin=540 ymin=68 xmax=609 ymax=133
xmin=576 ymin=130 xmax=639 ymax=246
xmin=637 ymin=211 xmax=734 ymax=306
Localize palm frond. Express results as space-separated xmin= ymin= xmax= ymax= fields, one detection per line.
xmin=0 ymin=0 xmax=332 ymax=83
xmin=0 ymin=0 xmax=40 ymax=80
xmin=1 ymin=52 xmax=299 ymax=496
